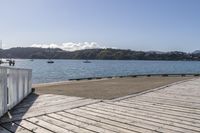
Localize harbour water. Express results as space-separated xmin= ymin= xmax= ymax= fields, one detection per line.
xmin=3 ymin=59 xmax=200 ymax=84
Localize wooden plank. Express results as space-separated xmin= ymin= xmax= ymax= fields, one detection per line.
xmin=66 ymin=109 xmax=171 ymax=133
xmin=86 ymin=104 xmax=200 ymax=132
xmin=21 ymin=94 xmax=57 ymax=102
xmin=11 ymin=99 xmax=98 ymax=115
xmin=121 ymin=99 xmax=200 ymax=118
xmin=155 ymin=92 xmax=200 ymax=98
xmin=48 ymin=113 xmax=116 ymax=133
xmin=65 ymin=109 xmax=146 ymax=133
xmin=14 ymin=120 xmax=54 ymax=133
xmin=137 ymin=94 xmax=200 ymax=105
xmin=16 ymin=97 xmax=82 ymax=109
xmin=80 ymin=107 xmax=198 ymax=133
xmin=12 ymin=97 xmax=83 ymax=114
xmin=17 ymin=95 xmax=72 ymax=106
xmin=16 ymin=95 xmax=64 ymax=106
xmin=95 ymin=102 xmax=200 ymax=127
xmin=111 ymin=101 xmax=200 ymax=124
xmin=0 ymin=126 xmax=11 ymax=133
xmin=57 ymin=111 xmax=135 ymax=133
xmin=36 ymin=115 xmax=95 ymax=133
xmin=156 ymin=86 xmax=200 ymax=96
xmin=144 ymin=92 xmax=200 ymax=104
xmin=0 ymin=99 xmax=100 ymax=123
xmin=123 ymin=99 xmax=200 ymax=115
xmin=147 ymin=92 xmax=200 ymax=101
xmin=27 ymin=117 xmax=73 ymax=133
xmin=159 ymin=91 xmax=200 ymax=97
xmin=1 ymin=122 xmax=33 ymax=133
xmin=123 ymin=98 xmax=200 ymax=113
xmin=114 ymin=101 xmax=200 ymax=121
xmin=131 ymin=96 xmax=200 ymax=109
xmin=159 ymin=89 xmax=200 ymax=96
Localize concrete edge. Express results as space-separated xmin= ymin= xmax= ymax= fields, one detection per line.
xmin=33 ymin=74 xmax=198 ymax=88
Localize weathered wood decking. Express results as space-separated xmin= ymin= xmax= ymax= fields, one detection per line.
xmin=0 ymin=78 xmax=200 ymax=133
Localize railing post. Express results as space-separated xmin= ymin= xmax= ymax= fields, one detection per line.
xmin=0 ymin=67 xmax=8 ymax=117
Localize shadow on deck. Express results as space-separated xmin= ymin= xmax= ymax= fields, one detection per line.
xmin=0 ymin=93 xmax=100 ymax=132
xmin=0 ymin=93 xmax=39 ymax=132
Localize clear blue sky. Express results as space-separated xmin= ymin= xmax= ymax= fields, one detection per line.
xmin=0 ymin=0 xmax=200 ymax=52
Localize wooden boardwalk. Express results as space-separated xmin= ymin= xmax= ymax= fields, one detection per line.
xmin=0 ymin=78 xmax=200 ymax=133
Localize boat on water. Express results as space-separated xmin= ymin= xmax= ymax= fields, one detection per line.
xmin=83 ymin=60 xmax=91 ymax=63
xmin=47 ymin=60 xmax=54 ymax=63
xmin=47 ymin=47 xmax=54 ymax=64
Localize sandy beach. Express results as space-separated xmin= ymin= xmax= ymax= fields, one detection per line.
xmin=33 ymin=76 xmax=194 ymax=99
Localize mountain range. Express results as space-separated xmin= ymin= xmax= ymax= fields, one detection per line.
xmin=0 ymin=47 xmax=200 ymax=61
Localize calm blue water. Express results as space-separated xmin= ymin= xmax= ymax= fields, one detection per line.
xmin=6 ymin=59 xmax=200 ymax=84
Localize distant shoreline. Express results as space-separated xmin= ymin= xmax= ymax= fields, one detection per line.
xmin=1 ymin=47 xmax=200 ymax=61
xmin=3 ymin=58 xmax=200 ymax=61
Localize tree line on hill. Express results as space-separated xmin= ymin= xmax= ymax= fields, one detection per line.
xmin=1 ymin=47 xmax=200 ymax=61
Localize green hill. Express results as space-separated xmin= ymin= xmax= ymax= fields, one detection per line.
xmin=1 ymin=47 xmax=200 ymax=61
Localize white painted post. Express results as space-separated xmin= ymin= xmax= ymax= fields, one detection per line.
xmin=7 ymin=68 xmax=32 ymax=110
xmin=0 ymin=67 xmax=8 ymax=117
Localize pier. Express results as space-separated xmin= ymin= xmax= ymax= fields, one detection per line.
xmin=0 ymin=60 xmax=16 ymax=66
xmin=0 ymin=74 xmax=200 ymax=132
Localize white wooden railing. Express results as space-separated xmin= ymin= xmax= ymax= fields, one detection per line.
xmin=0 ymin=67 xmax=32 ymax=117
